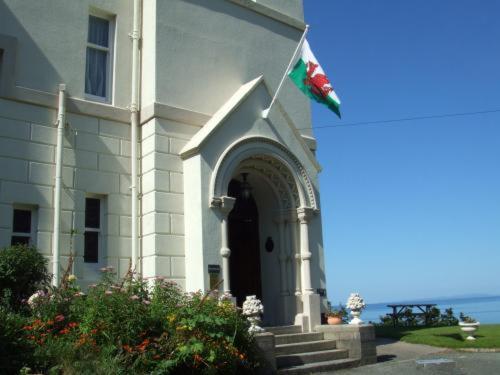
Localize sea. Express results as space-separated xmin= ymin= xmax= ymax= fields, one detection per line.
xmin=359 ymin=295 xmax=500 ymax=324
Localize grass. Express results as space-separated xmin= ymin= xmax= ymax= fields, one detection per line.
xmin=375 ymin=324 xmax=500 ymax=349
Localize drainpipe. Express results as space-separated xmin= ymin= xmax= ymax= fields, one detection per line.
xmin=52 ymin=84 xmax=66 ymax=286
xmin=130 ymin=0 xmax=141 ymax=273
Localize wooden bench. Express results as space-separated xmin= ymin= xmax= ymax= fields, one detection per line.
xmin=387 ymin=304 xmax=437 ymax=327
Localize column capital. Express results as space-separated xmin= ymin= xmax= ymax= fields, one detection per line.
xmin=211 ymin=196 xmax=236 ymax=217
xmin=220 ymin=247 xmax=231 ymax=258
xmin=297 ymin=207 xmax=314 ymax=223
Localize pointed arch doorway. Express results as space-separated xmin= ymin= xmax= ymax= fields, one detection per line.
xmin=227 ymin=176 xmax=263 ymax=306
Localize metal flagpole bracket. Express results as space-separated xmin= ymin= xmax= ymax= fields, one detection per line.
xmin=262 ymin=24 xmax=310 ymax=119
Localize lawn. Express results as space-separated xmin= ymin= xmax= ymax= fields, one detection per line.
xmin=375 ymin=324 xmax=500 ymax=349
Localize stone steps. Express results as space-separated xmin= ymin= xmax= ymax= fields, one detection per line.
xmin=276 ymin=348 xmax=349 ymax=368
xmin=275 ymin=332 xmax=324 ymax=346
xmin=266 ymin=325 xmax=302 ymax=335
xmin=271 ymin=326 xmax=358 ymax=374
xmin=276 ymin=339 xmax=338 ymax=356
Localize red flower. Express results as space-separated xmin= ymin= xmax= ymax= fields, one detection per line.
xmin=136 ymin=338 xmax=150 ymax=352
xmin=68 ymin=322 xmax=78 ymax=328
xmin=123 ymin=344 xmax=133 ymax=353
xmin=55 ymin=314 xmax=65 ymax=322
xmin=59 ymin=328 xmax=70 ymax=335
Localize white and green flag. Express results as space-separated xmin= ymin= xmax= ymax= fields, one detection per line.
xmin=289 ymin=39 xmax=341 ymax=118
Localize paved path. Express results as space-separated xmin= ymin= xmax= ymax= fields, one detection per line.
xmin=319 ymin=339 xmax=500 ymax=374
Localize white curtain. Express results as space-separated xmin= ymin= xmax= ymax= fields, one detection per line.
xmin=85 ymin=16 xmax=109 ymax=97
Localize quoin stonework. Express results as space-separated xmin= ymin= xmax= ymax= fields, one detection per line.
xmin=0 ymin=0 xmax=327 ymax=331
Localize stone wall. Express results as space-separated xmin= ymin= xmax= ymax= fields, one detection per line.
xmin=0 ymin=98 xmax=132 ymax=286
xmin=140 ymin=117 xmax=199 ymax=288
xmin=315 ymin=324 xmax=377 ymax=365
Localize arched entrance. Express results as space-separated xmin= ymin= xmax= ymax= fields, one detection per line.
xmin=205 ymin=137 xmax=322 ymax=330
xmin=227 ymin=176 xmax=262 ymax=306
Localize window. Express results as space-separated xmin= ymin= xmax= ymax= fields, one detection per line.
xmin=0 ymin=49 xmax=4 ymax=84
xmin=85 ymin=14 xmax=113 ymax=101
xmin=84 ymin=197 xmax=102 ymax=263
xmin=11 ymin=207 xmax=36 ymax=246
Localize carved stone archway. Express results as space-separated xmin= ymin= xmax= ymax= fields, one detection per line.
xmin=210 ymin=137 xmax=321 ymax=330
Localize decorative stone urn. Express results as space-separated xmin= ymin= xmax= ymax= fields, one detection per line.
xmin=349 ymin=310 xmax=363 ymax=325
xmin=346 ymin=293 xmax=366 ymax=325
xmin=242 ymin=295 xmax=265 ymax=334
xmin=459 ymin=321 xmax=480 ymax=340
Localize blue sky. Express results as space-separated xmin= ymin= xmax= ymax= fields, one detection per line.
xmin=302 ymin=1 xmax=500 ymax=303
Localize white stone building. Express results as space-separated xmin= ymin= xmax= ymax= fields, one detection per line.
xmin=0 ymin=0 xmax=326 ymax=330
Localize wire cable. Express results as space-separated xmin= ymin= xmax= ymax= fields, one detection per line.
xmin=300 ymin=108 xmax=500 ymax=130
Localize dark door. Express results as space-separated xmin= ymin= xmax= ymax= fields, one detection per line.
xmin=228 ymin=179 xmax=263 ymax=306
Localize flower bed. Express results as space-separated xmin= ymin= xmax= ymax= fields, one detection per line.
xmin=3 ymin=266 xmax=260 ymax=374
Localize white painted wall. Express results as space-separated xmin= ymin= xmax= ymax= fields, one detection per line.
xmin=152 ymin=0 xmax=312 ymax=135
xmin=0 ymin=0 xmax=324 ymax=302
xmin=0 ymin=98 xmax=132 ymax=286
xmin=0 ymin=0 xmax=132 ymax=107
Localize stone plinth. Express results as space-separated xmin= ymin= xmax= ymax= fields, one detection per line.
xmin=314 ymin=324 xmax=377 ymax=365
xmin=255 ymin=332 xmax=276 ymax=373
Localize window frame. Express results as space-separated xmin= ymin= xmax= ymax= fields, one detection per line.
xmin=84 ymin=196 xmax=105 ymax=264
xmin=11 ymin=205 xmax=37 ymax=246
xmin=84 ymin=12 xmax=115 ymax=104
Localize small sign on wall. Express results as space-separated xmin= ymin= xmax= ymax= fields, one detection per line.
xmin=208 ymin=264 xmax=221 ymax=290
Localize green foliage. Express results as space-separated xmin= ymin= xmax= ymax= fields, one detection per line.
xmin=459 ymin=312 xmax=477 ymax=323
xmin=441 ymin=308 xmax=459 ymax=326
xmin=327 ymin=302 xmax=349 ymax=323
xmin=11 ymin=269 xmax=259 ymax=374
xmin=0 ymin=244 xmax=50 ymax=310
xmin=0 ymin=306 xmax=36 ymax=374
xmin=377 ymin=306 xmax=460 ymax=327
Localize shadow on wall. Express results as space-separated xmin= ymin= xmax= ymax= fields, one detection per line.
xmin=0 ymin=1 xmax=71 ymax=95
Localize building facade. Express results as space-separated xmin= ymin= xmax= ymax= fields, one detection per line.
xmin=0 ymin=0 xmax=326 ymax=330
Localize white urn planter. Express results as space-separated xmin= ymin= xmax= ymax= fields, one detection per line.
xmin=242 ymin=295 xmax=265 ymax=334
xmin=346 ymin=293 xmax=366 ymax=325
xmin=459 ymin=321 xmax=480 ymax=341
xmin=349 ymin=309 xmax=363 ymax=325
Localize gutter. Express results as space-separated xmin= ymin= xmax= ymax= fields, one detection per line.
xmin=130 ymin=0 xmax=141 ymax=273
xmin=52 ymin=84 xmax=66 ymax=286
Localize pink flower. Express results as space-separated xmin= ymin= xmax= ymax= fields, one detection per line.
xmin=130 ymin=295 xmax=140 ymax=301
xmin=142 ymin=300 xmax=151 ymax=305
xmin=105 ymin=290 xmax=113 ymax=295
xmin=88 ymin=284 xmax=97 ymax=288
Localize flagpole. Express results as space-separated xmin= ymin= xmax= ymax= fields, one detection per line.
xmin=262 ymin=24 xmax=309 ymax=119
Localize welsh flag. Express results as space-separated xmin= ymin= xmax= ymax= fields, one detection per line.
xmin=289 ymin=39 xmax=341 ymax=118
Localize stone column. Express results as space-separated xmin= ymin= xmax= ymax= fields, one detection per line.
xmin=291 ymin=216 xmax=301 ymax=297
xmin=297 ymin=207 xmax=314 ymax=295
xmin=212 ymin=196 xmax=236 ymax=294
xmin=275 ymin=213 xmax=289 ymax=324
xmin=297 ymin=207 xmax=320 ymax=332
xmin=274 ymin=214 xmax=288 ymax=298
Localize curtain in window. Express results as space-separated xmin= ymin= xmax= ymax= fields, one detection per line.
xmin=88 ymin=16 xmax=109 ymax=47
xmin=85 ymin=48 xmax=107 ymax=97
xmin=85 ymin=16 xmax=109 ymax=98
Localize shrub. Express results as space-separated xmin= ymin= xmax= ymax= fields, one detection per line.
xmin=0 ymin=305 xmax=35 ymax=374
xmin=0 ymin=244 xmax=50 ymax=310
xmin=23 ymin=269 xmax=259 ymax=374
